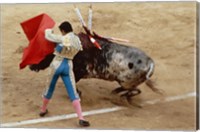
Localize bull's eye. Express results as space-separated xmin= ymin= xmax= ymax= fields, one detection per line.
xmin=137 ymin=59 xmax=142 ymax=64
xmin=128 ymin=63 xmax=134 ymax=69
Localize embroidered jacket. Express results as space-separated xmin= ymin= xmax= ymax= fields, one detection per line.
xmin=45 ymin=29 xmax=83 ymax=59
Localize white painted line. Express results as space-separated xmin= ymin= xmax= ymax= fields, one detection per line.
xmin=1 ymin=106 xmax=124 ymax=127
xmin=1 ymin=92 xmax=196 ymax=127
xmin=141 ymin=92 xmax=196 ymax=106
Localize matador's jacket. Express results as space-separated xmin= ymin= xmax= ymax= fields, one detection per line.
xmin=43 ymin=29 xmax=83 ymax=101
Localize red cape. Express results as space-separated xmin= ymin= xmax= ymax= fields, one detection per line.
xmin=19 ymin=13 xmax=56 ymax=69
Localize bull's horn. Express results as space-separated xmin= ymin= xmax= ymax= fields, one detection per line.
xmin=146 ymin=62 xmax=154 ymax=80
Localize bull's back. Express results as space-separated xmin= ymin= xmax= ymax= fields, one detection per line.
xmin=73 ymin=35 xmax=154 ymax=89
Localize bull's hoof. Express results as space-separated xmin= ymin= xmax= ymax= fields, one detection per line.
xmin=126 ymin=89 xmax=142 ymax=108
xmin=121 ymin=93 xmax=142 ymax=108
xmin=111 ymin=87 xmax=126 ymax=94
xmin=127 ymin=97 xmax=142 ymax=108
xmin=110 ymin=93 xmax=129 ymax=107
xmin=127 ymin=89 xmax=141 ymax=98
xmin=110 ymin=87 xmax=142 ymax=108
xmin=111 ymin=87 xmax=141 ymax=97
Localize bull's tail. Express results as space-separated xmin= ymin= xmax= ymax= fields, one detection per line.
xmin=145 ymin=79 xmax=165 ymax=95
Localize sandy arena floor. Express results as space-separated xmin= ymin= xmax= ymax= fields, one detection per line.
xmin=0 ymin=2 xmax=197 ymax=130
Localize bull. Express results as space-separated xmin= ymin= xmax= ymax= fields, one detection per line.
xmin=29 ymin=31 xmax=162 ymax=106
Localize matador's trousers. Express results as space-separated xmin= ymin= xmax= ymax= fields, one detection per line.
xmin=43 ymin=55 xmax=79 ymax=101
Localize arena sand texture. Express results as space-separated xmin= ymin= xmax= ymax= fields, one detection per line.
xmin=1 ymin=2 xmax=197 ymax=130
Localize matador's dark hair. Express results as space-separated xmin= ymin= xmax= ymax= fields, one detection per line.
xmin=59 ymin=21 xmax=73 ymax=33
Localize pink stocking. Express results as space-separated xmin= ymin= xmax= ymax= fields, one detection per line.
xmin=72 ymin=99 xmax=84 ymax=120
xmin=41 ymin=97 xmax=49 ymax=112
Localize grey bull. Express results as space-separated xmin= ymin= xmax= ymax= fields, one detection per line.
xmin=30 ymin=32 xmax=161 ymax=106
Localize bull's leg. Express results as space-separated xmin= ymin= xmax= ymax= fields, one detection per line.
xmin=110 ymin=87 xmax=129 ymax=106
xmin=126 ymin=88 xmax=141 ymax=98
xmin=111 ymin=86 xmax=141 ymax=97
xmin=111 ymin=87 xmax=128 ymax=94
xmin=113 ymin=88 xmax=141 ymax=99
xmin=111 ymin=87 xmax=142 ymax=108
xmin=126 ymin=88 xmax=142 ymax=108
xmin=114 ymin=88 xmax=142 ymax=108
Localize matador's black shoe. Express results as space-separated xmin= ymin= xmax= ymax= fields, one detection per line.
xmin=79 ymin=120 xmax=90 ymax=127
xmin=39 ymin=109 xmax=48 ymax=117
